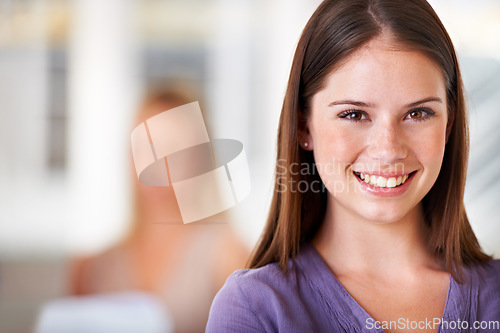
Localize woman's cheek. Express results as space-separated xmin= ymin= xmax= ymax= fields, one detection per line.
xmin=313 ymin=127 xmax=361 ymax=187
xmin=420 ymin=124 xmax=447 ymax=163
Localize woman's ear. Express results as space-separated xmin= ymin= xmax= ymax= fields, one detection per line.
xmin=298 ymin=114 xmax=313 ymax=150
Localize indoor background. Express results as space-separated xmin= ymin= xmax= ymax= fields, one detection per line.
xmin=0 ymin=0 xmax=499 ymax=332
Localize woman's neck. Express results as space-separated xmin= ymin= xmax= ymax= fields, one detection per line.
xmin=313 ymin=199 xmax=441 ymax=279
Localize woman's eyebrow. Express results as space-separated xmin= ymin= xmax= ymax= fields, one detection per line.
xmin=328 ymin=100 xmax=373 ymax=107
xmin=406 ymin=97 xmax=443 ymax=107
xmin=328 ymin=97 xmax=443 ymax=108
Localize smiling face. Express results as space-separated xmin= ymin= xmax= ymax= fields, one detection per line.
xmin=303 ymin=36 xmax=449 ymax=224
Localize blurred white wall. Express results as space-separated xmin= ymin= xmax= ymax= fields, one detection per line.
xmin=66 ymin=0 xmax=138 ymax=254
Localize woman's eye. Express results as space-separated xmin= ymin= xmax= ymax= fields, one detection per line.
xmin=405 ymin=108 xmax=435 ymax=121
xmin=409 ymin=110 xmax=423 ymax=119
xmin=347 ymin=112 xmax=363 ymax=120
xmin=338 ymin=110 xmax=367 ymax=121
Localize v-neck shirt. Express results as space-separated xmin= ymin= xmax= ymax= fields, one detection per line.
xmin=207 ymin=243 xmax=500 ymax=332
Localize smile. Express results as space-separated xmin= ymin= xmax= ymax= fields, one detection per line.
xmin=353 ymin=171 xmax=415 ymax=188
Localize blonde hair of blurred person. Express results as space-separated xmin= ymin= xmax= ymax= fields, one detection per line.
xmin=69 ymin=87 xmax=250 ymax=333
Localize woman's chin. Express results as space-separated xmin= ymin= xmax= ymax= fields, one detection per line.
xmin=330 ymin=192 xmax=421 ymax=226
xmin=356 ymin=205 xmax=419 ymax=226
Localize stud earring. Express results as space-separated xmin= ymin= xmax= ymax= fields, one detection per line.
xmin=304 ymin=142 xmax=309 ymax=148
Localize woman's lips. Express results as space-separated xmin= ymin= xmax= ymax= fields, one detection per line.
xmin=353 ymin=171 xmax=417 ymax=197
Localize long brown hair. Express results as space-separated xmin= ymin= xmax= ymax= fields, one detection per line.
xmin=249 ymin=0 xmax=490 ymax=280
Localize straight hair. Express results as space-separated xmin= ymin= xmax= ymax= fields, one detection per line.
xmin=249 ymin=0 xmax=490 ymax=281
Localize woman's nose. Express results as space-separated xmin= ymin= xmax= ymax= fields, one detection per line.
xmin=366 ymin=120 xmax=407 ymax=163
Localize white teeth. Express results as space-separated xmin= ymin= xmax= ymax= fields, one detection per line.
xmin=376 ymin=176 xmax=387 ymax=187
xmin=356 ymin=172 xmax=411 ymax=188
xmin=386 ymin=177 xmax=397 ymax=188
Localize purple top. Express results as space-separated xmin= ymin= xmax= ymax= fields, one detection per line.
xmin=207 ymin=244 xmax=500 ymax=332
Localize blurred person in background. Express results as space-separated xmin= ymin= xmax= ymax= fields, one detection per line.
xmin=68 ymin=86 xmax=249 ymax=333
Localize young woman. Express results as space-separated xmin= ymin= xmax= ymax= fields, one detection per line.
xmin=206 ymin=0 xmax=500 ymax=332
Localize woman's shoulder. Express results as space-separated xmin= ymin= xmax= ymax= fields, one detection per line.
xmin=469 ymin=258 xmax=500 ymax=282
xmin=211 ymin=246 xmax=317 ymax=303
xmin=484 ymin=258 xmax=500 ymax=272
xmin=468 ymin=259 xmax=500 ymax=322
xmin=207 ymin=253 xmax=338 ymax=332
xmin=472 ymin=259 xmax=500 ymax=291
xmin=206 ymin=263 xmax=297 ymax=332
xmin=461 ymin=258 xmax=500 ymax=292
xmin=209 ymin=262 xmax=301 ymax=313
xmin=206 ymin=245 xmax=340 ymax=332
xmin=225 ymin=261 xmax=297 ymax=289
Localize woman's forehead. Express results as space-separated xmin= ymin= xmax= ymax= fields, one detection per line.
xmin=314 ymin=37 xmax=447 ymax=106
